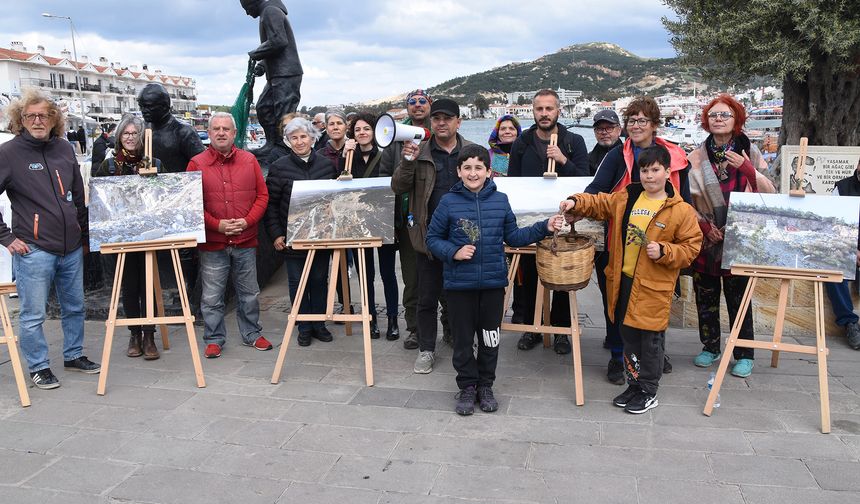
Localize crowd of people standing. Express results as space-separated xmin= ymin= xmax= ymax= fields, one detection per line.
xmin=2 ymin=86 xmax=859 ymax=416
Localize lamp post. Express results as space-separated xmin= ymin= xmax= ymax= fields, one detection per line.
xmin=42 ymin=13 xmax=87 ymax=135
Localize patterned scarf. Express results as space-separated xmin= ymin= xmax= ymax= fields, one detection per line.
xmin=113 ymin=147 xmax=144 ymax=175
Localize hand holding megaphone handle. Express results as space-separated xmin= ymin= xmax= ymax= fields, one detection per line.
xmin=404 ymin=139 xmax=421 ymax=161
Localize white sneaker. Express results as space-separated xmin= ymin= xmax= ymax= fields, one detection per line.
xmin=413 ymin=351 xmax=435 ymax=374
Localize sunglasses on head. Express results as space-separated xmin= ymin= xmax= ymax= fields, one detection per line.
xmin=408 ymin=97 xmax=428 ymax=106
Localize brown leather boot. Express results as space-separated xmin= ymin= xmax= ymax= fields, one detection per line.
xmin=142 ymin=330 xmax=160 ymax=360
xmin=127 ymin=331 xmax=143 ymax=358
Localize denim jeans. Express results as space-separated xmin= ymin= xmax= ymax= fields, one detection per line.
xmin=825 ymin=279 xmax=859 ymax=327
xmin=13 ymin=245 xmax=85 ymax=373
xmin=200 ymin=247 xmax=262 ymax=346
xmin=285 ymin=251 xmax=331 ymax=333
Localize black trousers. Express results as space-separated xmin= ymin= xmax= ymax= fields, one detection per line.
xmin=616 ymin=275 xmax=665 ymax=395
xmin=693 ymin=271 xmax=754 ymax=360
xmin=121 ymin=252 xmax=154 ymax=333
xmin=447 ymin=288 xmax=504 ymax=389
xmin=416 ymin=253 xmax=444 ymax=352
xmin=596 ymin=250 xmax=623 ymax=359
xmin=512 ymin=254 xmax=571 ymax=327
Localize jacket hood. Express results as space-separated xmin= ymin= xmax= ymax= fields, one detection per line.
xmin=488 ymin=115 xmax=522 ymax=153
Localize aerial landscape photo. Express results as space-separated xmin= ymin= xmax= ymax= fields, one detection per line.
xmin=494 ymin=177 xmax=605 ymax=250
xmin=286 ymin=177 xmax=396 ymax=245
xmin=88 ymin=172 xmax=206 ymax=251
xmin=722 ymin=192 xmax=860 ymax=279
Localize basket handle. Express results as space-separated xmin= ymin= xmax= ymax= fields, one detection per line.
xmin=550 ymin=213 xmax=566 ymax=255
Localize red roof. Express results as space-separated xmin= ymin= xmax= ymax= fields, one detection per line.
xmin=0 ymin=46 xmax=191 ymax=85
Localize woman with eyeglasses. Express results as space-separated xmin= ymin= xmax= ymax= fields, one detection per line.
xmin=583 ymin=96 xmax=689 ymax=385
xmin=486 ymin=114 xmax=522 ymax=177
xmin=338 ymin=112 xmax=400 ymax=340
xmin=93 ymin=114 xmax=163 ymax=360
xmin=686 ymin=94 xmax=774 ymax=378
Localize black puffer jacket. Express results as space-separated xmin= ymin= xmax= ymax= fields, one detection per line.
xmin=264 ymin=150 xmax=336 ymax=256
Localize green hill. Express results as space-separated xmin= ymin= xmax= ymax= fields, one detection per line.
xmin=428 ymin=42 xmax=773 ymax=102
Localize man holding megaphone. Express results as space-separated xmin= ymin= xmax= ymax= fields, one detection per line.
xmin=391 ymin=98 xmax=474 ymax=375
xmin=380 ymin=90 xmax=452 ymax=352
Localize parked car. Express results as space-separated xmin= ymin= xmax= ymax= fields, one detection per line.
xmin=197 ymin=130 xmax=210 ymax=146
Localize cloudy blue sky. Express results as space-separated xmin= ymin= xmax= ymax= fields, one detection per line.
xmin=2 ymin=1 xmax=678 ymax=106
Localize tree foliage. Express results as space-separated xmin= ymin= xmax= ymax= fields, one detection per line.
xmin=664 ymin=0 xmax=860 ymax=147
xmin=663 ymin=0 xmax=860 ymax=83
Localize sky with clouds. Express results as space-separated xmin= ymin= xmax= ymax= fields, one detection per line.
xmin=1 ymin=1 xmax=678 ymax=107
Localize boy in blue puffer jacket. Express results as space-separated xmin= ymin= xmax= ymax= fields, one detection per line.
xmin=426 ymin=144 xmax=564 ymax=415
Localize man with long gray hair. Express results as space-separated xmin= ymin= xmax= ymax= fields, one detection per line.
xmin=0 ymin=89 xmax=99 ymax=389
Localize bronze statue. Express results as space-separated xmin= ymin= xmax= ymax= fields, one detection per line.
xmin=241 ymin=0 xmax=303 ymax=156
xmin=137 ymin=83 xmax=205 ymax=172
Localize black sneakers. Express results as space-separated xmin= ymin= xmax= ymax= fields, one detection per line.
xmin=612 ymin=384 xmax=641 ymax=408
xmin=30 ymin=368 xmax=60 ymax=389
xmin=455 ymin=385 xmax=477 ymax=416
xmin=607 ymin=359 xmax=625 ymax=385
xmin=517 ymin=332 xmax=542 ymax=350
xmin=476 ymin=385 xmax=498 ymax=413
xmin=63 ymin=356 xmax=101 ymax=374
xmin=624 ymin=392 xmax=658 ymax=414
xmin=553 ymin=335 xmax=572 ymax=355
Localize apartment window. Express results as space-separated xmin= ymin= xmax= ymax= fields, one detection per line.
xmin=59 ymin=74 xmax=66 ymax=88
xmin=50 ymin=73 xmax=57 ymax=88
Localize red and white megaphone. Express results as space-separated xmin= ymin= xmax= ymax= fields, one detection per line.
xmin=375 ymin=113 xmax=429 ymax=161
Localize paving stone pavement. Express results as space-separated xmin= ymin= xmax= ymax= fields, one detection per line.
xmin=1 ymin=267 xmax=860 ymax=504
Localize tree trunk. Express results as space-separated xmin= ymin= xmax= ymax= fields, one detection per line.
xmin=779 ymin=51 xmax=860 ymax=148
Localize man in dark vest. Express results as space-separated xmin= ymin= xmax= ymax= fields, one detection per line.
xmin=241 ymin=0 xmax=303 ymax=157
xmin=830 ymin=162 xmax=860 ymax=350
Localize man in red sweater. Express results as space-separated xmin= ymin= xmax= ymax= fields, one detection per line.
xmin=187 ymin=112 xmax=270 ymax=358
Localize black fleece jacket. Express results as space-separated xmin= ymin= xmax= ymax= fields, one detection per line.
xmin=0 ymin=131 xmax=87 ymax=255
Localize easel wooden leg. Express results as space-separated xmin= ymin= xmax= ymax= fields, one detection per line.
xmin=814 ymin=281 xmax=831 ymax=433
xmin=705 ymin=277 xmax=757 ymax=415
xmin=171 ymin=249 xmax=205 ymax=388
xmin=356 ymin=247 xmax=374 ymax=386
xmin=533 ymin=282 xmax=549 ymax=347
xmin=151 ymin=252 xmax=169 ymax=350
xmin=98 ymin=252 xmax=127 ymax=396
xmin=325 ymin=250 xmax=340 ymax=322
xmin=568 ymin=291 xmax=584 ymax=406
xmin=542 ymin=288 xmax=552 ymax=348
xmin=503 ymin=253 xmax=521 ymax=318
xmin=340 ymin=250 xmax=352 ymax=336
xmin=0 ymin=295 xmax=30 ymax=407
xmin=770 ymin=279 xmax=790 ymax=368
xmin=271 ymin=250 xmax=315 ymax=384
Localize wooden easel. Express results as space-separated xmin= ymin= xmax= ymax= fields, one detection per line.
xmin=788 ymin=137 xmax=809 ymax=196
xmin=97 ymin=238 xmax=205 ymax=395
xmin=271 ymin=238 xmax=381 ymax=386
xmin=0 ymin=283 xmax=30 ymax=407
xmin=704 ymin=264 xmax=840 ymax=433
xmin=138 ymin=128 xmax=157 ymax=176
xmin=502 ymin=245 xmax=584 ymax=405
xmin=543 ymin=133 xmax=559 ymax=178
xmin=338 ymin=149 xmax=354 ymax=181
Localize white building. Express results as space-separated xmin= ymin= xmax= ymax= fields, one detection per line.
xmin=0 ymin=41 xmax=198 ymax=123
xmin=506 ymin=87 xmax=582 ymax=106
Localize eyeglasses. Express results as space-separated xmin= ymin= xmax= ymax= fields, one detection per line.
xmin=626 ymin=118 xmax=651 ymax=127
xmin=407 ymin=97 xmax=428 ymax=106
xmin=707 ymin=111 xmax=734 ymax=121
xmin=312 ymin=120 xmax=323 ymax=125
xmin=121 ymin=131 xmax=139 ymax=138
xmin=594 ymin=126 xmax=618 ymax=134
xmin=22 ymin=113 xmax=54 ymax=123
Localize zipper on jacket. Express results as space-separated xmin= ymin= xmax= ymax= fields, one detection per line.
xmin=33 ymin=213 xmax=39 ymax=240
xmin=475 ymin=191 xmax=483 ymax=288
xmin=41 ymin=148 xmax=69 ymax=254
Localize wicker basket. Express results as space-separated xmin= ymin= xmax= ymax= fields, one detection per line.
xmin=536 ymin=225 xmax=595 ymax=291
